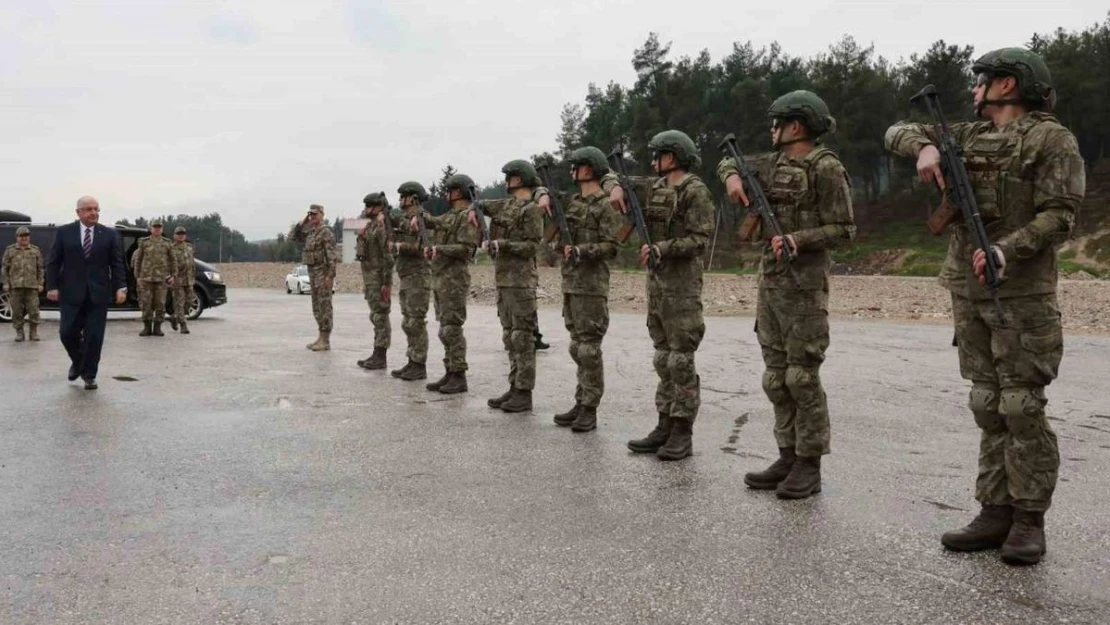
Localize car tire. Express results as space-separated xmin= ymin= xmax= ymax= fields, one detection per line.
xmin=287 ymin=283 xmax=292 ymax=294
xmin=187 ymin=288 xmax=206 ymax=320
xmin=0 ymin=290 xmax=11 ymax=323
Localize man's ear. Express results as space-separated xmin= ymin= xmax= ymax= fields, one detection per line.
xmin=1000 ymin=75 xmax=1020 ymax=99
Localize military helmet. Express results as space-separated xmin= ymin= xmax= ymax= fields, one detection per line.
xmin=16 ymin=226 xmax=30 ymax=236
xmin=648 ymin=130 xmax=701 ymax=168
xmin=397 ymin=181 xmax=429 ymax=202
xmin=363 ymin=192 xmax=388 ymax=207
xmin=444 ymin=173 xmax=477 ymax=194
xmin=971 ymin=47 xmax=1055 ymax=111
xmin=500 ymin=159 xmax=539 ymax=187
xmin=568 ymin=146 xmax=610 ymax=177
xmin=768 ymin=90 xmax=836 ymax=136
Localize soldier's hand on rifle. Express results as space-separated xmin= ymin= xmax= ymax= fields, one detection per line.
xmin=409 ymin=216 xmax=420 ymax=233
xmin=467 ymin=209 xmax=479 ymax=228
xmin=538 ymin=193 xmax=552 ymax=217
xmin=639 ymin=244 xmax=659 ymax=267
xmin=490 ymin=240 xmax=501 ymax=254
xmin=609 ymin=185 xmax=628 ymax=214
xmin=430 ymin=246 xmax=440 ymax=260
xmin=725 ymin=174 xmax=751 ymax=207
xmin=972 ymin=246 xmax=1006 ymax=285
xmin=167 ymin=276 xmax=175 ymax=287
xmin=917 ymin=145 xmax=946 ymax=190
xmin=563 ymin=245 xmax=577 ymax=261
xmin=380 ymin=285 xmax=391 ymax=303
xmin=771 ymin=235 xmax=797 ymax=261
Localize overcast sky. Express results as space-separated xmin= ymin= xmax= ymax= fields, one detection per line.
xmin=1 ymin=0 xmax=1105 ymax=240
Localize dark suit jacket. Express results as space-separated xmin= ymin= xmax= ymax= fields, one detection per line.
xmin=46 ymin=221 xmax=127 ymax=307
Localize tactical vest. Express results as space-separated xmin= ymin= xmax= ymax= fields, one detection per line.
xmin=644 ymin=175 xmax=701 ymax=243
xmin=962 ymin=119 xmax=1040 ymax=234
xmin=764 ymin=147 xmax=838 ymax=238
xmin=568 ymin=193 xmax=607 ymax=247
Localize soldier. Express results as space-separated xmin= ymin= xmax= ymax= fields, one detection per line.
xmin=478 ymin=160 xmax=544 ymax=413
xmin=419 ymin=174 xmax=479 ymax=394
xmin=131 ymin=219 xmax=177 ymax=337
xmin=611 ymin=130 xmax=716 ymax=461
xmin=390 ymin=182 xmax=433 ymax=381
xmin=290 ymin=204 xmax=338 ymax=351
xmin=886 ymin=48 xmax=1083 ymax=565
xmin=2 ymin=226 xmax=45 ymax=342
xmin=549 ymin=147 xmax=622 ymax=432
xmin=356 ymin=192 xmax=394 ymax=370
xmin=718 ymin=91 xmax=856 ymax=499
xmin=169 ymin=226 xmax=195 ymax=334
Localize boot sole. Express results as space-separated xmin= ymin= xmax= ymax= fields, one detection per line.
xmin=438 ymin=388 xmax=468 ymax=394
xmin=743 ymin=476 xmax=783 ymax=490
xmin=657 ymin=447 xmax=692 ymax=461
xmin=500 ymin=406 xmax=532 ymax=413
xmin=1000 ymin=548 xmax=1046 ymax=566
xmin=627 ymin=443 xmax=664 ymax=454
xmin=553 ymin=418 xmax=576 ymax=427
xmin=941 ymin=537 xmax=1007 ymax=552
xmin=400 ymin=374 xmax=427 ymax=381
xmin=571 ymin=423 xmax=597 ymax=433
xmin=775 ymin=484 xmax=822 ymax=499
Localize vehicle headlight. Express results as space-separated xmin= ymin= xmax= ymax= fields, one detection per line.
xmin=204 ymin=271 xmax=223 ymax=283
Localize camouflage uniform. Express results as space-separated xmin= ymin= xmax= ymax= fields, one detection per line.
xmin=132 ymin=232 xmax=177 ymax=326
xmin=2 ymin=236 xmax=44 ymax=339
xmin=357 ymin=213 xmax=394 ymax=351
xmin=391 ymin=207 xmax=432 ymax=368
xmin=170 ymin=238 xmax=195 ymax=326
xmin=717 ymin=148 xmax=856 ymax=459
xmin=291 ymin=217 xmax=338 ymax=334
xmin=427 ymin=202 xmax=479 ymax=375
xmin=886 ymin=111 xmax=1082 ymax=513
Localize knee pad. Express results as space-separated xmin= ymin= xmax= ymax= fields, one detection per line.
xmin=567 ymin=341 xmax=581 ymax=364
xmin=441 ymin=324 xmax=462 ymax=342
xmin=577 ymin=342 xmax=602 ymax=366
xmin=1000 ymin=387 xmax=1047 ymax=439
xmin=969 ymin=384 xmax=1004 ymax=432
xmin=785 ymin=365 xmax=820 ymax=395
xmin=667 ymin=351 xmax=697 ymax=387
xmin=762 ymin=368 xmax=789 ymax=405
xmin=653 ymin=349 xmax=669 ymax=377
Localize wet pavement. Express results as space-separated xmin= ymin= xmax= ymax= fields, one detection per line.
xmin=2 ymin=288 xmax=1109 ymax=625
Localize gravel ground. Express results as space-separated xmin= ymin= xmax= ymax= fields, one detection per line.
xmin=218 ymin=262 xmax=1110 ymax=334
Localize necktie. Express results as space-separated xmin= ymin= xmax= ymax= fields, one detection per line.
xmin=83 ymin=227 xmax=92 ymax=258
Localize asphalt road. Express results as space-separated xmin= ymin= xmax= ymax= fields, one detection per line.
xmin=2 ymin=288 xmax=1108 ymax=625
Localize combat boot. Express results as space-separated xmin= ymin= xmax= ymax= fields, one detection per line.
xmin=657 ymin=418 xmax=693 ymax=460
xmin=941 ymin=504 xmax=1013 ymax=552
xmin=309 ymin=331 xmax=331 ymax=351
xmin=553 ymin=404 xmax=582 ymax=427
xmin=179 ymin=321 xmax=190 ymax=334
xmin=14 ymin=327 xmax=25 ymax=342
xmin=487 ymin=386 xmax=515 ymax=409
xmin=426 ymin=367 xmax=451 ymax=391
xmin=153 ymin=322 xmax=164 ymax=336
xmin=1000 ymin=510 xmax=1047 ymax=565
xmin=29 ymin=324 xmax=40 ymax=341
xmin=776 ymin=456 xmax=821 ymax=499
xmin=534 ymin=332 xmax=549 ymax=351
xmin=500 ymin=389 xmax=532 ymax=413
xmin=360 ymin=347 xmax=387 ymax=370
xmin=627 ymin=413 xmax=673 ymax=454
xmin=391 ymin=361 xmax=413 ymax=378
xmin=140 ymin=321 xmax=153 ymax=337
xmin=571 ymin=406 xmax=598 ymax=433
xmin=169 ymin=317 xmax=178 ymax=331
xmin=400 ymin=361 xmax=427 ymax=381
xmin=439 ymin=371 xmax=468 ymax=395
xmin=744 ymin=448 xmax=797 ymax=490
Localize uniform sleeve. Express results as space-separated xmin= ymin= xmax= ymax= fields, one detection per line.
xmin=792 ymin=158 xmax=857 ymax=251
xmin=187 ymin=247 xmax=196 ymax=285
xmin=995 ymin=127 xmax=1085 ymax=261
xmin=884 ymin=120 xmax=980 ymax=158
xmin=1 ymin=248 xmax=10 ymax=285
xmin=436 ymin=216 xmax=479 ymax=260
xmin=599 ymin=172 xmax=620 ymax=196
xmin=37 ymin=248 xmax=44 ymax=287
xmin=717 ymin=153 xmax=775 ymax=188
xmin=380 ymin=226 xmax=395 ymax=287
xmin=167 ymin=241 xmax=178 ymax=278
xmin=578 ymin=202 xmax=621 ymax=261
xmin=289 ymin=222 xmax=308 ymax=244
xmin=500 ymin=202 xmax=543 ymax=258
xmin=657 ymin=182 xmax=714 ymax=259
xmin=321 ymin=228 xmax=338 ymax=275
xmin=132 ymin=241 xmax=144 ymax=273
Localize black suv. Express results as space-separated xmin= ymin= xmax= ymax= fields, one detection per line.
xmin=0 ymin=211 xmax=227 ymax=323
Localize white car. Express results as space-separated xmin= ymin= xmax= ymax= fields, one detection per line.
xmin=285 ymin=264 xmax=335 ymax=294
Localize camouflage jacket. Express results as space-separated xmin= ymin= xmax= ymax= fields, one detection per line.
xmin=291 ymin=222 xmax=338 ymax=276
xmin=426 ymin=203 xmax=479 ymax=280
xmin=170 ymin=241 xmax=195 ymax=286
xmin=356 ymin=214 xmax=394 ymax=287
xmin=2 ymin=244 xmax=44 ymax=289
xmin=479 ymin=195 xmax=543 ymax=289
xmin=390 ymin=207 xmax=432 ymax=289
xmin=717 ymin=148 xmax=856 ymax=291
xmin=133 ymin=235 xmax=177 ymax=283
xmin=886 ymin=112 xmax=1084 ymax=299
xmin=561 ymin=188 xmax=621 ymax=297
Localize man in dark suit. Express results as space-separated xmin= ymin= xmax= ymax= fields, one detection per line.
xmin=45 ymin=196 xmax=128 ymax=390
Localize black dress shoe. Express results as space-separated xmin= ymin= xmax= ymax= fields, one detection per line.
xmin=68 ymin=364 xmax=80 ymax=381
xmin=83 ymin=379 xmax=98 ymax=390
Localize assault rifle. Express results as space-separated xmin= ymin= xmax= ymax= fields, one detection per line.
xmin=718 ymin=133 xmax=801 ymax=288
xmin=536 ymin=164 xmax=579 ymax=264
xmin=467 ymin=184 xmax=495 ymax=260
xmin=413 ymin=210 xmax=430 ymax=250
xmin=910 ymin=84 xmax=1006 ymax=323
xmin=606 ymin=148 xmax=659 ymax=270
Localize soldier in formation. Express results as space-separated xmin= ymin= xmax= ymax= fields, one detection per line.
xmin=717 ymin=90 xmax=857 ymax=499
xmin=169 ymin=226 xmax=195 ymax=334
xmin=356 ymin=192 xmax=395 ymax=370
xmin=478 ymin=160 xmax=544 ymax=413
xmin=2 ymin=226 xmax=45 ymax=342
xmin=132 ymin=219 xmax=177 ymax=337
xmin=420 ymin=174 xmax=479 ymax=394
xmin=390 ymin=182 xmax=433 ymax=381
xmin=291 ymin=204 xmax=338 ymax=352
xmin=886 ymin=48 xmax=1083 ymax=565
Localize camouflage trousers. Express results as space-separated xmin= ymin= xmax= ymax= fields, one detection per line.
xmin=139 ymin=281 xmax=168 ymax=323
xmin=646 ymin=282 xmax=704 ymax=420
xmin=433 ymin=273 xmax=470 ymax=372
xmin=363 ymin=282 xmax=392 ymax=349
xmin=172 ymin=284 xmax=193 ymax=323
xmin=953 ymin=293 xmax=1062 ymax=512
xmin=563 ymin=293 xmax=609 ymax=408
xmin=399 ymin=286 xmax=429 ymax=364
xmin=756 ymin=286 xmax=831 ymax=457
xmin=308 ymin=266 xmax=333 ymax=333
xmin=496 ymin=287 xmax=537 ymax=391
xmin=9 ymin=287 xmax=40 ymax=330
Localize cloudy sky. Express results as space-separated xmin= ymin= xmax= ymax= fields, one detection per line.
xmin=1 ymin=0 xmax=1105 ymax=240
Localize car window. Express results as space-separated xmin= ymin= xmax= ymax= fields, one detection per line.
xmin=298 ymin=267 xmax=308 ymax=277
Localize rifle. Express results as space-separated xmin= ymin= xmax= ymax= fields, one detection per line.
xmin=910 ymin=84 xmax=1006 ymax=323
xmin=536 ymin=164 xmax=579 ymax=264
xmin=718 ymin=133 xmax=801 ymax=288
xmin=606 ymin=148 xmax=659 ymax=270
xmin=467 ymin=185 xmax=495 ymax=260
